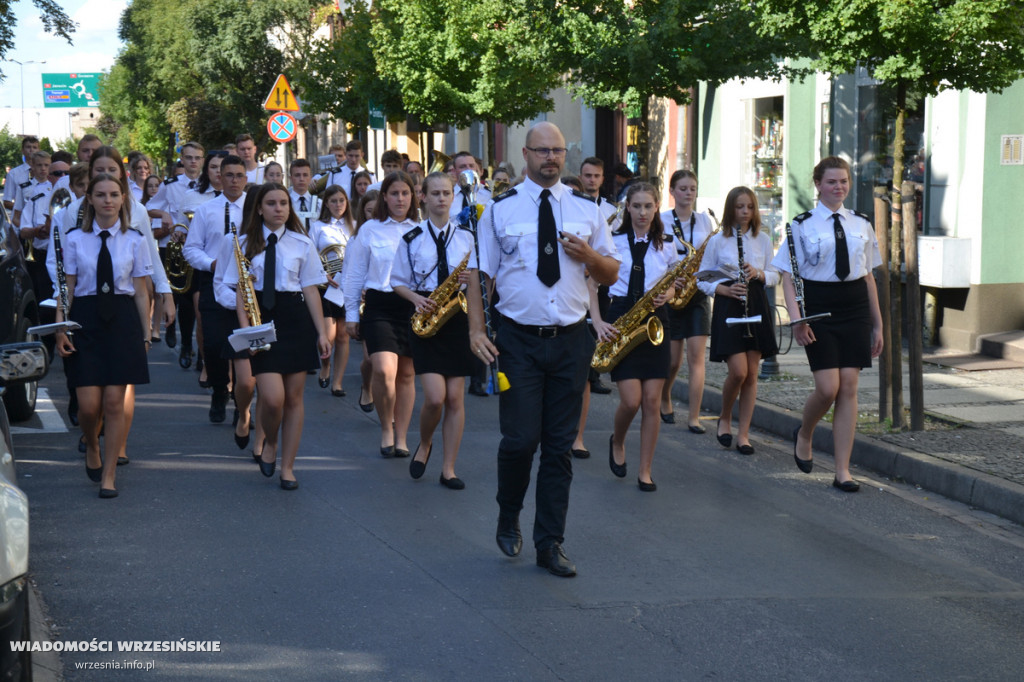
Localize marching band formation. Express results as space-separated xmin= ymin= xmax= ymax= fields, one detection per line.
xmin=2 ymin=124 xmax=883 ymax=576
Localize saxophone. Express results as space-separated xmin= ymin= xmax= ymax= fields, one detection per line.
xmin=668 ymin=209 xmax=720 ymax=309
xmin=230 ymin=222 xmax=269 ymax=354
xmin=592 ymin=256 xmax=692 ymax=373
xmin=411 ymin=251 xmax=472 ymax=338
xmin=51 ymin=189 xmax=74 ymax=333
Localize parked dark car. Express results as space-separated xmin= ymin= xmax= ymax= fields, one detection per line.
xmin=0 ymin=204 xmax=43 ymax=422
xmin=0 ymin=203 xmax=50 ymax=680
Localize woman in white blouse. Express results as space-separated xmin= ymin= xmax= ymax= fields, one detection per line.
xmin=225 ymin=183 xmax=330 ymax=490
xmin=308 ymin=185 xmax=355 ymax=396
xmin=55 ymin=174 xmax=153 ymax=499
xmin=593 ymin=182 xmax=680 ymax=492
xmin=343 ymin=173 xmax=419 ymax=458
xmin=698 ymin=186 xmax=779 ymax=455
xmin=772 ymin=157 xmax=883 ymax=492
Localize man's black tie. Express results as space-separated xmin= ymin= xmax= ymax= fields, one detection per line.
xmin=831 ymin=213 xmax=850 ymax=280
xmin=263 ymin=233 xmax=277 ymax=310
xmin=188 ymin=180 xmax=196 ymax=189
xmin=537 ymin=189 xmax=560 ymax=287
xmin=97 ymin=231 xmax=115 ymax=322
xmin=299 ymin=196 xmax=307 ymax=212
xmin=627 ymin=231 xmax=649 ymax=305
xmin=431 ymin=224 xmax=449 ymax=281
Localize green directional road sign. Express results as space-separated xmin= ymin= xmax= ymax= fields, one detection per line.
xmin=41 ymin=73 xmax=102 ymax=108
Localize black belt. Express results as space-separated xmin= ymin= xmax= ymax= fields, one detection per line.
xmin=501 ymin=315 xmax=585 ymax=339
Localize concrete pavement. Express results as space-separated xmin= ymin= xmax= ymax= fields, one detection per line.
xmin=679 ymin=338 xmax=1024 ymax=526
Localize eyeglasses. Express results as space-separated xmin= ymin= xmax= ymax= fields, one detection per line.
xmin=49 ymin=170 xmax=68 ymax=177
xmin=525 ymin=146 xmax=568 ymax=157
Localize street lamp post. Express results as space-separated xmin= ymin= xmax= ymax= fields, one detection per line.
xmin=8 ymin=59 xmax=47 ymax=136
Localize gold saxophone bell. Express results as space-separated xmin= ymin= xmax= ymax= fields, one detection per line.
xmin=318 ymin=244 xmax=344 ymax=290
xmin=592 ymin=257 xmax=690 ymax=373
xmin=490 ymin=179 xmax=510 ymax=197
xmin=428 ymin=151 xmax=451 ymax=175
xmin=411 ymin=252 xmax=472 ymax=338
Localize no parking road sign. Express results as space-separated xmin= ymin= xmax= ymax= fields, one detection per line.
xmin=267 ymin=112 xmax=297 ymax=143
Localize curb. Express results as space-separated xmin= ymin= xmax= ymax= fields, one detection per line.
xmin=673 ymin=379 xmax=1024 ymax=527
xmin=29 ymin=582 xmax=61 ymax=681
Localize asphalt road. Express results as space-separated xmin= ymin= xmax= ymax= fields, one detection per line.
xmin=12 ymin=341 xmax=1024 ymax=681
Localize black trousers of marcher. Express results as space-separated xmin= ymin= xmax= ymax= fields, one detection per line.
xmin=495 ymin=320 xmax=593 ymax=550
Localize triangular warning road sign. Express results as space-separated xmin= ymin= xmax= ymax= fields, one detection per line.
xmin=263 ymin=74 xmax=300 ymax=112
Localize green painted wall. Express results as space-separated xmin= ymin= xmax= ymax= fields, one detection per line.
xmin=696 ymin=82 xmax=724 ymax=200
xmin=980 ymin=80 xmax=1024 ymax=284
xmin=784 ymin=72 xmax=817 ymax=217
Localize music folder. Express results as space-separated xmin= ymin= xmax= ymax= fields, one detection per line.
xmin=228 ymin=322 xmax=277 ymax=352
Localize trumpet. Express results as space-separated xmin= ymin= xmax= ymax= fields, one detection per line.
xmin=165 ymin=209 xmax=194 ymax=294
xmin=606 ymin=200 xmax=625 ymax=226
xmin=411 ymin=252 xmax=471 ymax=338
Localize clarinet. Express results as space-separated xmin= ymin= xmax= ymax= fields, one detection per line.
xmin=785 ymin=222 xmax=832 ymax=326
xmin=459 ymin=170 xmax=509 ymax=394
xmin=52 ymin=206 xmax=83 ymax=336
xmin=735 ymin=230 xmax=753 ymax=338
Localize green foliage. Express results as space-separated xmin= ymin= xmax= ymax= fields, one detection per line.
xmin=754 ymin=0 xmax=1024 ymax=96
xmin=549 ymin=0 xmax=793 ymax=111
xmin=297 ymin=0 xmax=405 ymax=127
xmin=0 ymin=124 xmax=24 ymax=177
xmin=0 ymin=0 xmax=76 ymax=80
xmin=100 ymin=0 xmax=328 ymax=167
xmin=372 ymin=0 xmax=561 ymax=127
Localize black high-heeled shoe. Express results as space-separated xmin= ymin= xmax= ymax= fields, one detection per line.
xmin=608 ymin=435 xmax=627 ymax=478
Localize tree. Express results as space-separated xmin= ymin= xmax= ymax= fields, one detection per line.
xmin=373 ymin=0 xmax=563 ymax=134
xmin=0 ymin=0 xmax=75 ymax=79
xmin=548 ymin=0 xmax=795 ymax=176
xmin=296 ymin=1 xmax=404 ymax=130
xmin=100 ymin=0 xmax=329 ymax=167
xmin=755 ymin=0 xmax=1024 ymax=429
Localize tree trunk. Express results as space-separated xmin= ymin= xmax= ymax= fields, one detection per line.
xmin=637 ymin=97 xmax=650 ymax=179
xmin=874 ymin=187 xmax=891 ymax=423
xmin=888 ymin=82 xmax=907 ymax=430
xmin=903 ymin=180 xmax=924 ymax=431
xmin=486 ymin=118 xmax=496 ymax=176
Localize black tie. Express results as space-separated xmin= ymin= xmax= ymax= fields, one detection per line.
xmin=97 ymin=231 xmax=115 ymax=321
xmin=188 ymin=180 xmax=196 ymax=189
xmin=831 ymin=213 xmax=850 ymax=280
xmin=627 ymin=231 xmax=649 ymax=305
xmin=431 ymin=224 xmax=449 ymax=282
xmin=537 ymin=189 xmax=560 ymax=287
xmin=300 ymin=196 xmax=307 ymax=212
xmin=263 ymin=233 xmax=277 ymax=310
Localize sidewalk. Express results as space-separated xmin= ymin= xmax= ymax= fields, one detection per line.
xmin=673 ymin=340 xmax=1024 ymax=526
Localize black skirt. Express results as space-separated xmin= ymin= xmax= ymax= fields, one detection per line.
xmin=667 ymin=291 xmax=711 ymax=340
xmin=709 ymin=280 xmax=778 ymax=362
xmin=362 ymin=289 xmax=413 ymax=357
xmin=802 ymin=279 xmax=872 ymax=371
xmin=65 ymin=295 xmax=150 ymax=387
xmin=409 ymin=292 xmax=474 ymax=377
xmin=320 ymin=288 xmax=345 ymax=319
xmin=249 ymin=291 xmax=319 ymax=375
xmin=606 ymin=297 xmax=672 ymax=382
